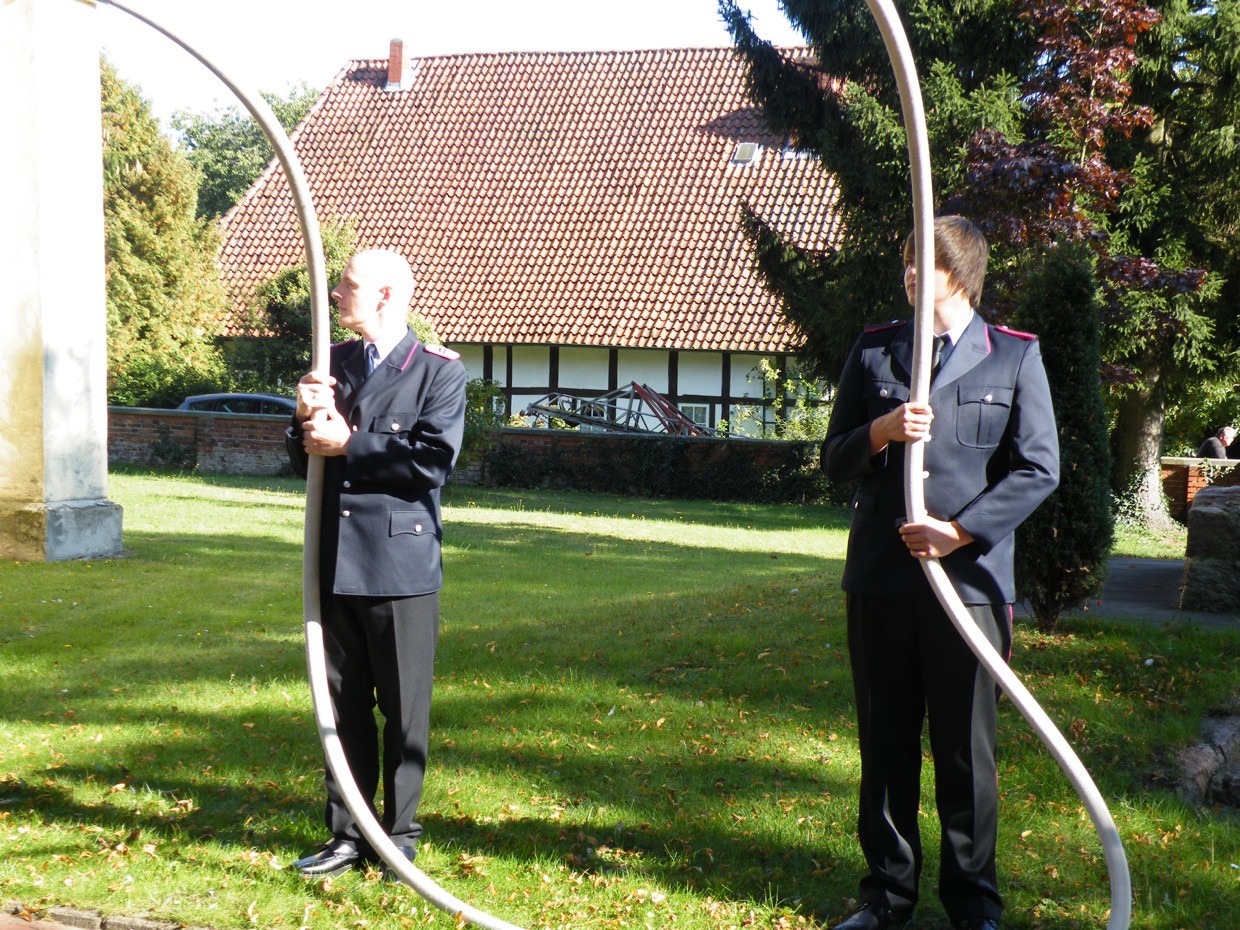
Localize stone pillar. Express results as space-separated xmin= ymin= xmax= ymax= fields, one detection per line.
xmin=0 ymin=0 xmax=123 ymax=561
xmin=1180 ymin=485 xmax=1240 ymax=613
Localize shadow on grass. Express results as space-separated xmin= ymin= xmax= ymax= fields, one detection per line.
xmin=1 ymin=513 xmax=862 ymax=914
xmin=6 ymin=487 xmax=1235 ymax=927
xmin=2 ymin=705 xmax=869 ymax=917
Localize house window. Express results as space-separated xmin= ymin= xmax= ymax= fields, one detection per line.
xmin=730 ymin=142 xmax=761 ymax=166
xmin=680 ymin=403 xmax=710 ymax=428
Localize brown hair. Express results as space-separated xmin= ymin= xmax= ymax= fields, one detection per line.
xmin=902 ymin=215 xmax=989 ymax=309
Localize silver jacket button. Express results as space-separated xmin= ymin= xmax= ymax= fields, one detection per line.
xmin=391 ymin=421 xmax=400 ymax=430
xmin=879 ymin=388 xmax=889 ymax=397
xmin=415 ymin=523 xmax=423 ymax=533
xmin=341 ymin=509 xmax=351 ymax=517
xmin=983 ymin=393 xmax=994 ymax=403
xmin=342 ymin=480 xmax=351 ymax=489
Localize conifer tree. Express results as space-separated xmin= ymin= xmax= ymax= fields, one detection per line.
xmin=723 ymin=0 xmax=1239 ymax=527
xmin=102 ymin=59 xmax=228 ymax=407
xmin=1014 ymin=245 xmax=1113 ymax=631
xmin=721 ymin=0 xmax=1033 ymax=375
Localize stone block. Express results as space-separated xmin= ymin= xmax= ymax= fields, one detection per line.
xmin=47 ymin=907 xmax=102 ymax=929
xmin=101 ymin=917 xmax=178 ymax=930
xmin=1180 ymin=486 xmax=1240 ymax=611
xmin=1185 ymin=485 xmax=1240 ymax=558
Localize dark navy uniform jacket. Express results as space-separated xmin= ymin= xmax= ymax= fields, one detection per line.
xmin=287 ymin=327 xmax=467 ymax=598
xmin=822 ymin=314 xmax=1059 ymax=605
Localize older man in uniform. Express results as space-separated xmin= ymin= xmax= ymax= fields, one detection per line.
xmin=287 ymin=248 xmax=466 ymax=876
xmin=822 ymin=216 xmax=1059 ymax=930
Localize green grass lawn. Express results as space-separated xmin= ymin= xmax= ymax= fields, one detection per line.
xmin=0 ymin=472 xmax=1233 ymax=929
xmin=1110 ymin=521 xmax=1186 ymax=560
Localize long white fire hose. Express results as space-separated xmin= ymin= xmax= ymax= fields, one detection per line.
xmin=96 ymin=3 xmax=524 ymax=926
xmin=99 ymin=0 xmax=1128 ymax=926
xmin=861 ymin=1 xmax=1132 ymax=927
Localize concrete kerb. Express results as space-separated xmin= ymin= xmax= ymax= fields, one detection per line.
xmin=1 ymin=902 xmax=209 ymax=930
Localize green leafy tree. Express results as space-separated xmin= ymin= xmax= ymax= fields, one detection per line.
xmin=226 ymin=220 xmax=439 ymax=394
xmin=171 ymin=83 xmax=319 ymax=219
xmin=728 ymin=358 xmax=833 ymax=440
xmin=1014 ymin=245 xmax=1113 ymax=631
xmin=459 ymin=379 xmax=506 ymax=473
xmin=102 ymin=59 xmax=228 ymax=407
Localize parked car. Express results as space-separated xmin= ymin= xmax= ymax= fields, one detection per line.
xmin=177 ymin=393 xmax=296 ymax=416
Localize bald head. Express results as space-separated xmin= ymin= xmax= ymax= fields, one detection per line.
xmin=351 ymin=249 xmax=415 ymax=311
xmin=331 ymin=249 xmax=416 ymax=342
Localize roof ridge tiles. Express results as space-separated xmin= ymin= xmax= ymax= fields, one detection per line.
xmin=343 ymin=44 xmax=809 ymax=69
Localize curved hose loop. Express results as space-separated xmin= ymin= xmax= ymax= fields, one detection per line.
xmin=98 ymin=3 xmax=524 ymax=926
xmin=859 ymin=1 xmax=1131 ymax=926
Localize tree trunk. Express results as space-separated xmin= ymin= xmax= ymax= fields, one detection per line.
xmin=1111 ymin=361 xmax=1176 ymax=531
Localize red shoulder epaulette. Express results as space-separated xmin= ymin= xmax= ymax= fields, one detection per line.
xmin=992 ymin=325 xmax=1037 ymax=341
xmin=423 ymin=343 xmax=461 ymax=360
xmin=864 ymin=320 xmax=906 ymax=334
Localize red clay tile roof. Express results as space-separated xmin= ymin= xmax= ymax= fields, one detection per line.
xmin=217 ymin=47 xmax=843 ymax=353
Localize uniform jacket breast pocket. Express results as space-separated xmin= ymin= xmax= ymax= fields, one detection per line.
xmin=369 ymin=412 xmax=419 ymax=435
xmin=956 ymin=385 xmax=1013 ymax=449
xmin=864 ymin=379 xmax=909 ymax=418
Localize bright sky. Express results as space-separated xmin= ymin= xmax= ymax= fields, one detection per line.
xmin=98 ymin=0 xmax=807 ymax=128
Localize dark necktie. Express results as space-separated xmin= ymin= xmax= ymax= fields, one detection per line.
xmin=931 ymin=335 xmax=949 ymax=375
xmin=365 ymin=343 xmax=380 ymax=377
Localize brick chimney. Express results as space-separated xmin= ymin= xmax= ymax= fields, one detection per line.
xmin=384 ymin=39 xmax=415 ymax=92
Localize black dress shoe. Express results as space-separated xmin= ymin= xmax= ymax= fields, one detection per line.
xmin=377 ymin=843 xmax=417 ymax=880
xmin=292 ymin=837 xmax=361 ymax=876
xmin=834 ymin=902 xmax=912 ymax=929
xmin=952 ymin=921 xmax=1000 ymax=930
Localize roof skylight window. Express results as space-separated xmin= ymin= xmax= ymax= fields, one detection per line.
xmin=730 ymin=142 xmax=761 ymax=166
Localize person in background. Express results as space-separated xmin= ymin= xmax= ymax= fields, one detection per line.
xmin=286 ymin=248 xmax=466 ymax=877
xmin=820 ymin=216 xmax=1059 ymax=930
xmin=1196 ymin=426 xmax=1236 ymax=459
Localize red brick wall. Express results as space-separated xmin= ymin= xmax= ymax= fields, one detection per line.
xmin=108 ymin=408 xmax=291 ymax=475
xmin=1161 ymin=457 xmax=1240 ymax=521
xmin=107 ymin=412 xmax=821 ymax=500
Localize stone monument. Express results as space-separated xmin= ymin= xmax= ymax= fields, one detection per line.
xmin=0 ymin=0 xmax=123 ymax=561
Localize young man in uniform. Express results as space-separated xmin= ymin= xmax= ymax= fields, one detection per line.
xmin=822 ymin=216 xmax=1059 ymax=930
xmin=287 ymin=248 xmax=467 ymax=876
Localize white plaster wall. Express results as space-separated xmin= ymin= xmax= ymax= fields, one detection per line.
xmin=511 ymin=346 xmax=550 ymax=387
xmin=677 ymin=352 xmax=723 ymax=397
xmin=616 ymin=349 xmax=669 ymax=393
xmin=454 ymin=345 xmax=485 ymax=382
xmin=730 ymin=352 xmax=773 ymax=400
xmin=559 ymin=347 xmax=610 ymax=392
